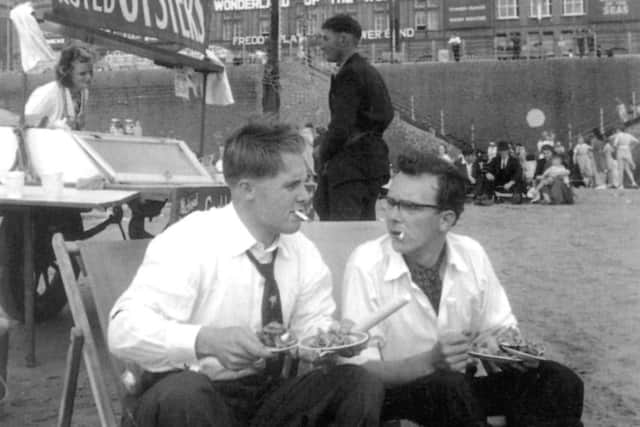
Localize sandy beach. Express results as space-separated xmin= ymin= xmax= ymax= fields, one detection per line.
xmin=1 ymin=188 xmax=639 ymax=426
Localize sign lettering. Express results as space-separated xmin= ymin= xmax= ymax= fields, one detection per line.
xmin=589 ymin=0 xmax=639 ymax=22
xmin=51 ymin=0 xmax=209 ymax=50
xmin=444 ymin=0 xmax=491 ymax=29
xmin=232 ymin=28 xmax=415 ymax=45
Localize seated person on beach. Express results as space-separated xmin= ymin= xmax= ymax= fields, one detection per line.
xmin=453 ymin=147 xmax=479 ymax=195
xmin=533 ymin=145 xmax=574 ymax=205
xmin=108 ymin=122 xmax=384 ymax=427
xmin=533 ymin=144 xmax=554 ymax=182
xmin=340 ymin=150 xmax=584 ymax=427
xmin=531 ymin=154 xmax=571 ymax=203
xmin=475 ymin=141 xmax=524 ymax=203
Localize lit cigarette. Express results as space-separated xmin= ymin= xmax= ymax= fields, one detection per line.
xmin=294 ymin=210 xmax=309 ymax=221
xmin=398 ymin=232 xmax=405 ymax=240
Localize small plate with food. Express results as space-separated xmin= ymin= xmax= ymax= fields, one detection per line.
xmin=257 ymin=322 xmax=298 ymax=353
xmin=299 ymin=325 xmax=369 ymax=356
xmin=500 ymin=344 xmax=546 ymax=362
xmin=468 ymin=350 xmax=522 ymax=363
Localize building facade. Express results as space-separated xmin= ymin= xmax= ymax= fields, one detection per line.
xmin=1 ymin=0 xmax=639 ymax=69
xmin=208 ymin=0 xmax=640 ymax=61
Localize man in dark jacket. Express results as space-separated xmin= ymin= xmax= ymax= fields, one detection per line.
xmin=476 ymin=141 xmax=524 ymax=203
xmin=314 ymin=14 xmax=394 ymax=220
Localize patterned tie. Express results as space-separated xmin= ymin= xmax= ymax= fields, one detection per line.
xmin=404 ymin=247 xmax=447 ymax=314
xmin=246 ymin=248 xmax=284 ymax=379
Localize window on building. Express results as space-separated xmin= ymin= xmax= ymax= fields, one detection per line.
xmin=296 ymin=3 xmax=304 ymax=15
xmin=563 ymin=0 xmax=584 ymax=16
xmin=259 ymin=19 xmax=270 ymax=36
xmin=222 ymin=22 xmax=233 ymax=40
xmin=232 ymin=22 xmax=243 ymax=38
xmin=426 ymin=0 xmax=438 ymax=6
xmin=529 ymin=0 xmax=551 ymax=18
xmin=427 ymin=10 xmax=440 ymax=30
xmin=496 ymin=0 xmax=519 ymax=19
xmin=414 ymin=0 xmax=426 ymax=9
xmin=296 ymin=19 xmax=305 ymax=36
xmin=374 ymin=14 xmax=387 ymax=32
xmin=308 ymin=15 xmax=318 ymax=35
xmin=415 ymin=11 xmax=426 ymax=29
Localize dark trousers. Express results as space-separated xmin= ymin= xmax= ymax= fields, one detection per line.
xmin=314 ymin=177 xmax=383 ymax=221
xmin=382 ymin=361 xmax=583 ymax=427
xmin=475 ymin=175 xmax=524 ymax=200
xmin=125 ymin=365 xmax=384 ymax=427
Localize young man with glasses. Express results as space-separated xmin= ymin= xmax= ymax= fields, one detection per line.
xmin=340 ymin=149 xmax=584 ymax=427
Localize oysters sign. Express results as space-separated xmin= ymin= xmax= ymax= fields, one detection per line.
xmin=51 ymin=0 xmax=210 ymax=50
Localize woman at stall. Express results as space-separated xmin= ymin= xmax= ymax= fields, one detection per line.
xmin=25 ymin=43 xmax=93 ymax=130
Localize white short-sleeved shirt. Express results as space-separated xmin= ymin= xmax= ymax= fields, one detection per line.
xmin=341 ymin=233 xmax=517 ymax=363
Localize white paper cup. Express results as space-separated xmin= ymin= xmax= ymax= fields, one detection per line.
xmin=41 ymin=172 xmax=64 ymax=199
xmin=4 ymin=171 xmax=25 ymax=198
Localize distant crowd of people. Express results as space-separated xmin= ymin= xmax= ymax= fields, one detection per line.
xmin=438 ymin=127 xmax=639 ymax=206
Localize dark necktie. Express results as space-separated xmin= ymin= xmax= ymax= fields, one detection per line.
xmin=404 ymin=247 xmax=446 ymax=314
xmin=246 ymin=248 xmax=284 ymax=379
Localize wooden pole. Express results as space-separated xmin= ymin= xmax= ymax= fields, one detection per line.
xmin=440 ymin=110 xmax=445 ymax=135
xmin=263 ymin=0 xmax=280 ymax=117
xmin=198 ymin=72 xmax=209 ymax=158
xmin=410 ymin=96 xmax=415 ymax=121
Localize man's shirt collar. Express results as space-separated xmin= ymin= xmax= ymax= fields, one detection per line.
xmin=383 ymin=234 xmax=469 ymax=282
xmin=224 ymin=203 xmax=290 ymax=259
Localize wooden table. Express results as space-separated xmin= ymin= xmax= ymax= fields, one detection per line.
xmin=0 ymin=185 xmax=139 ymax=367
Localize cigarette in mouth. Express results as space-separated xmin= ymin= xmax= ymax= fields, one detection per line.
xmin=294 ymin=210 xmax=309 ymax=221
xmin=398 ymin=232 xmax=405 ymax=240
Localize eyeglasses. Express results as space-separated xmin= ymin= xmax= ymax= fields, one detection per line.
xmin=383 ymin=196 xmax=440 ymax=213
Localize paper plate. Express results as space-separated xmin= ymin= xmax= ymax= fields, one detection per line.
xmin=265 ymin=341 xmax=298 ymax=353
xmin=468 ymin=351 xmax=522 ymax=363
xmin=500 ymin=346 xmax=546 ymax=362
xmin=299 ymin=331 xmax=369 ymax=354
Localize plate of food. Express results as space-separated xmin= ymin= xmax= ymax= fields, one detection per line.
xmin=467 ymin=350 xmax=522 ymax=363
xmin=468 ymin=327 xmax=522 ymax=363
xmin=257 ymin=322 xmax=298 ymax=353
xmin=495 ymin=326 xmax=546 ymax=362
xmin=500 ymin=344 xmax=546 ymax=362
xmin=299 ymin=324 xmax=369 ymax=355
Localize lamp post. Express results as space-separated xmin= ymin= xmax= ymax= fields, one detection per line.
xmin=263 ymin=0 xmax=280 ymax=116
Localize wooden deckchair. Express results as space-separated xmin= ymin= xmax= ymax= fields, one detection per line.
xmin=53 ymin=224 xmax=504 ymax=427
xmin=52 ymin=234 xmax=150 ymax=427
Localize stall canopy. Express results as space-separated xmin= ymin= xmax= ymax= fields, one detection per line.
xmin=39 ymin=0 xmax=223 ymax=74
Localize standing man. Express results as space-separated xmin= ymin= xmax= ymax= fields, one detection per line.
xmin=109 ymin=122 xmax=384 ymax=427
xmin=341 ymin=148 xmax=584 ymax=427
xmin=448 ymin=33 xmax=462 ymax=62
xmin=315 ymin=14 xmax=394 ymax=221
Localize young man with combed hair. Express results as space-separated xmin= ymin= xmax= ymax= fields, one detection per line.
xmin=314 ymin=14 xmax=394 ymax=221
xmin=341 ymin=148 xmax=584 ymax=427
xmin=109 ymin=122 xmax=384 ymax=427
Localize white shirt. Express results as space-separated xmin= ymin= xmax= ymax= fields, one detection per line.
xmin=108 ymin=203 xmax=335 ymax=380
xmin=25 ymin=81 xmax=88 ymax=129
xmin=341 ymin=233 xmax=517 ymax=363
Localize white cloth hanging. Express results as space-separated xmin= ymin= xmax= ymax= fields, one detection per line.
xmin=178 ymin=47 xmax=234 ymax=106
xmin=9 ymin=2 xmax=57 ymax=73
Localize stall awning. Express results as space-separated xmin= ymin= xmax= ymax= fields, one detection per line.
xmin=38 ymin=0 xmax=223 ymax=74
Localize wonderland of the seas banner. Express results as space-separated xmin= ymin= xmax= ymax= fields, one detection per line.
xmin=51 ymin=0 xmax=210 ymax=51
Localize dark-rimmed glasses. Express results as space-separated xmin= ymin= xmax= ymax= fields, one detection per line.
xmin=383 ymin=196 xmax=440 ymax=213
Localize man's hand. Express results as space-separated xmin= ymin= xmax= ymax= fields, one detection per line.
xmin=435 ymin=332 xmax=475 ymax=373
xmin=195 ymin=326 xmax=273 ymax=371
xmin=486 ymin=173 xmax=495 ymax=181
xmin=504 ymin=181 xmax=514 ymax=190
